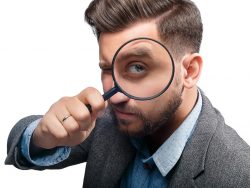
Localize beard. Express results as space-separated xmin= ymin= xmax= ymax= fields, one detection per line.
xmin=108 ymin=86 xmax=183 ymax=137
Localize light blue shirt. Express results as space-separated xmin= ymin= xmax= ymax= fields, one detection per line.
xmin=21 ymin=91 xmax=202 ymax=187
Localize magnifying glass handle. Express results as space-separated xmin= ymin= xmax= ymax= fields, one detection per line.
xmin=102 ymin=87 xmax=119 ymax=101
xmin=86 ymin=87 xmax=119 ymax=113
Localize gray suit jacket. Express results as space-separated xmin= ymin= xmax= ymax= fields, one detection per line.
xmin=5 ymin=93 xmax=250 ymax=187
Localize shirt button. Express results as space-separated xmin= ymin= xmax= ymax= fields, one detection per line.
xmin=143 ymin=163 xmax=152 ymax=170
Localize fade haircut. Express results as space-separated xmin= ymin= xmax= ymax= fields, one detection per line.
xmin=85 ymin=0 xmax=203 ymax=59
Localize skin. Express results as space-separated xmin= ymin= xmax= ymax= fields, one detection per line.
xmin=32 ymin=19 xmax=203 ymax=153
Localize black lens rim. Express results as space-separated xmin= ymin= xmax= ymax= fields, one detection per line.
xmin=111 ymin=37 xmax=175 ymax=101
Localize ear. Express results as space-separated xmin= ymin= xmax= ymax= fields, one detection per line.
xmin=181 ymin=53 xmax=203 ymax=89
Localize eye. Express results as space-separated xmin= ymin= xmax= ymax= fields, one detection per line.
xmin=128 ymin=64 xmax=146 ymax=74
xmin=100 ymin=66 xmax=112 ymax=74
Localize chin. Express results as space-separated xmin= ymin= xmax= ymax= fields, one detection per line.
xmin=117 ymin=122 xmax=147 ymax=137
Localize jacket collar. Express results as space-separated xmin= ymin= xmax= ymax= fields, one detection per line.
xmin=169 ymin=91 xmax=221 ymax=187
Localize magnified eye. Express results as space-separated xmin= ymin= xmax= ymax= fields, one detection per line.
xmin=128 ymin=63 xmax=146 ymax=74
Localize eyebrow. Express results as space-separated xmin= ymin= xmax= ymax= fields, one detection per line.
xmin=99 ymin=46 xmax=154 ymax=69
xmin=99 ymin=61 xmax=111 ymax=69
xmin=115 ymin=46 xmax=154 ymax=62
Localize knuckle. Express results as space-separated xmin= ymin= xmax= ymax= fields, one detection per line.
xmin=40 ymin=124 xmax=49 ymax=134
xmin=38 ymin=118 xmax=49 ymax=133
xmin=81 ymin=87 xmax=100 ymax=98
xmin=49 ymin=102 xmax=58 ymax=110
xmin=84 ymin=87 xmax=97 ymax=93
xmin=49 ymin=98 xmax=68 ymax=111
xmin=58 ymin=96 xmax=71 ymax=104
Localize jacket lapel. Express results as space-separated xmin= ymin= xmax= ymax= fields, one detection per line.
xmin=99 ymin=127 xmax=135 ymax=187
xmin=83 ymin=114 xmax=135 ymax=188
xmin=169 ymin=92 xmax=221 ymax=187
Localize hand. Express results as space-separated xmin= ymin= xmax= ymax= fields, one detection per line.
xmin=32 ymin=87 xmax=106 ymax=149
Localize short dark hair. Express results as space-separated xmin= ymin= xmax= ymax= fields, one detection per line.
xmin=85 ymin=0 xmax=203 ymax=58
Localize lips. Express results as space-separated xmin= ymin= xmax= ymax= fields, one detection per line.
xmin=113 ymin=107 xmax=136 ymax=120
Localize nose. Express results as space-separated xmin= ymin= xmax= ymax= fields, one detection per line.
xmin=103 ymin=77 xmax=129 ymax=103
xmin=109 ymin=88 xmax=130 ymax=105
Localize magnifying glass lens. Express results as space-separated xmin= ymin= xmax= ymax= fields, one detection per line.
xmin=112 ymin=38 xmax=174 ymax=100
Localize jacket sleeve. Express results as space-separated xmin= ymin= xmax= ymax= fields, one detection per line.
xmin=5 ymin=115 xmax=94 ymax=170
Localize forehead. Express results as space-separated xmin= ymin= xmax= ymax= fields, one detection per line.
xmin=98 ymin=20 xmax=160 ymax=64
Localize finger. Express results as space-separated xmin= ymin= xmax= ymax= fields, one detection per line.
xmin=61 ymin=118 xmax=96 ymax=147
xmin=51 ymin=101 xmax=84 ymax=135
xmin=65 ymin=97 xmax=92 ymax=131
xmin=61 ymin=114 xmax=88 ymax=134
xmin=65 ymin=128 xmax=91 ymax=147
xmin=77 ymin=87 xmax=105 ymax=115
xmin=34 ymin=113 xmax=69 ymax=148
xmin=50 ymin=98 xmax=72 ymax=124
xmin=49 ymin=115 xmax=69 ymax=140
xmin=69 ymin=119 xmax=96 ymax=146
xmin=53 ymin=96 xmax=93 ymax=133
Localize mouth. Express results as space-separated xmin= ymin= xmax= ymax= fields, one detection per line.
xmin=112 ymin=107 xmax=137 ymax=120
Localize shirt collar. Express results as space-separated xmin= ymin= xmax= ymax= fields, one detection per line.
xmin=130 ymin=90 xmax=202 ymax=177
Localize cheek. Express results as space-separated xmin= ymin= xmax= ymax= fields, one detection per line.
xmin=135 ymin=89 xmax=175 ymax=116
xmin=135 ymin=100 xmax=161 ymax=117
xmin=101 ymin=73 xmax=113 ymax=92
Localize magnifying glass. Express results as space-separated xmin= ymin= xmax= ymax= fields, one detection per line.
xmin=103 ymin=37 xmax=175 ymax=100
xmin=87 ymin=37 xmax=175 ymax=111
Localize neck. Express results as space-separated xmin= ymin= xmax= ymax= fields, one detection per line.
xmin=146 ymin=87 xmax=199 ymax=154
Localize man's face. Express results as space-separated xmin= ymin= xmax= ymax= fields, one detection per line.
xmin=99 ymin=21 xmax=184 ymax=137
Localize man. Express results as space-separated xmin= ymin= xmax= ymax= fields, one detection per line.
xmin=5 ymin=0 xmax=250 ymax=187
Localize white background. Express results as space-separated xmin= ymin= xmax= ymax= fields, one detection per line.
xmin=0 ymin=0 xmax=249 ymax=187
